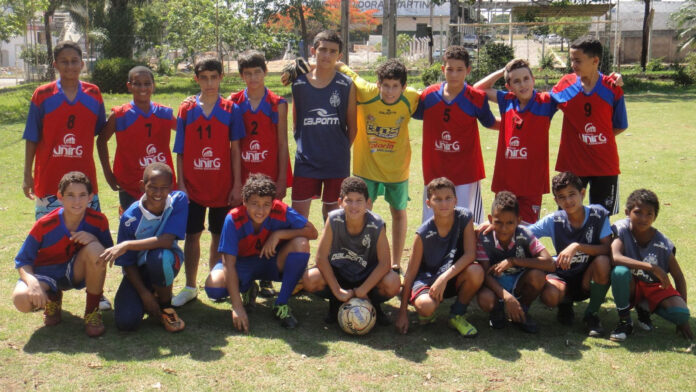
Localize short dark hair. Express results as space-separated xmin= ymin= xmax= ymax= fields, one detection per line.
xmin=626 ymin=189 xmax=660 ymax=218
xmin=143 ymin=162 xmax=173 ymax=184
xmin=376 ymin=59 xmax=407 ymax=86
xmin=242 ymin=173 xmax=276 ymax=202
xmin=426 ymin=177 xmax=456 ymax=199
xmin=128 ymin=65 xmax=154 ymax=83
xmin=571 ymin=38 xmax=603 ymax=59
xmin=58 ymin=171 xmax=92 ymax=195
xmin=492 ymin=191 xmax=519 ymax=216
xmin=313 ymin=30 xmax=343 ymax=53
xmin=552 ymin=171 xmax=584 ymax=196
xmin=238 ymin=50 xmax=267 ymax=74
xmin=504 ymin=58 xmax=532 ymax=84
xmin=339 ymin=176 xmax=369 ymax=200
xmin=53 ymin=41 xmax=82 ymax=61
xmin=194 ymin=56 xmax=223 ymax=76
xmin=443 ymin=45 xmax=470 ymax=67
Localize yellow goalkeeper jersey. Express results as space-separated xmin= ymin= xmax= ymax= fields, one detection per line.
xmin=339 ymin=64 xmax=420 ymax=183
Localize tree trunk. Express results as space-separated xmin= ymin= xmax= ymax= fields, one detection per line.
xmin=640 ymin=0 xmax=651 ymax=71
xmin=44 ymin=5 xmax=57 ymax=80
xmin=449 ymin=0 xmax=459 ymax=46
xmin=298 ymin=1 xmax=308 ymax=59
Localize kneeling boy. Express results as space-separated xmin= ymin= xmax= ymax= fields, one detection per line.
xmin=395 ymin=177 xmax=484 ymax=336
xmin=101 ymin=163 xmax=187 ymax=332
xmin=205 ymin=174 xmax=317 ymax=331
xmin=609 ymin=189 xmax=692 ymax=341
xmin=12 ymin=171 xmax=112 ymax=337
xmin=476 ymin=191 xmax=554 ymax=333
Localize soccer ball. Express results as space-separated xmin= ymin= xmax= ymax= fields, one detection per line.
xmin=338 ymin=298 xmax=376 ymax=335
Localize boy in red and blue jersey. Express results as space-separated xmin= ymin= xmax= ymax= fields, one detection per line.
xmin=413 ymin=46 xmax=497 ymax=224
xmin=171 ymin=56 xmax=245 ymax=307
xmin=23 ymin=41 xmax=106 ymax=220
xmin=205 ymin=174 xmax=317 ymax=331
xmin=12 ymin=172 xmax=112 ymax=337
xmin=550 ymin=38 xmax=628 ymax=215
xmin=97 ymin=66 xmax=177 ymax=213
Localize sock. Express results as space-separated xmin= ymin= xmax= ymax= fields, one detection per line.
xmin=276 ymin=252 xmax=309 ymax=306
xmin=450 ymin=300 xmax=468 ymax=317
xmin=585 ymin=281 xmax=610 ymax=316
xmin=368 ymin=291 xmax=391 ymax=305
xmin=655 ymin=306 xmax=690 ymax=326
xmin=85 ymin=291 xmax=102 ymax=314
xmin=47 ymin=290 xmax=62 ymax=302
xmin=185 ymin=285 xmax=197 ymax=291
xmin=611 ymin=266 xmax=632 ymax=318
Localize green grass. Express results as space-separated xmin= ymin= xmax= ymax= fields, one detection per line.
xmin=1 ymin=76 xmax=696 ymax=391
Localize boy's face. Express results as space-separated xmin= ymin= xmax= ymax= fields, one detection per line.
xmin=441 ymin=59 xmax=471 ymax=88
xmin=244 ymin=194 xmax=273 ymax=225
xmin=141 ymin=172 xmax=172 ymax=212
xmin=240 ymin=66 xmax=266 ymax=90
xmin=489 ymin=209 xmax=520 ymax=245
xmin=195 ymin=70 xmax=222 ymax=96
xmin=505 ymin=68 xmax=535 ymax=101
xmin=339 ymin=191 xmax=368 ymax=220
xmin=569 ymin=48 xmax=599 ymax=78
xmin=127 ymin=72 xmax=154 ymax=104
xmin=53 ymin=48 xmax=83 ymax=82
xmin=311 ymin=40 xmax=341 ymax=70
xmin=627 ymin=203 xmax=656 ymax=235
xmin=554 ymin=185 xmax=585 ymax=215
xmin=377 ymin=78 xmax=406 ymax=105
xmin=426 ymin=188 xmax=457 ymax=218
xmin=58 ymin=183 xmax=92 ymax=216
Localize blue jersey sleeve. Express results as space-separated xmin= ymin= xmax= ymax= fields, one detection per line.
xmin=412 ymin=99 xmax=425 ymax=120
xmin=285 ymin=206 xmax=309 ymax=230
xmin=14 ymin=235 xmax=40 ymax=269
xmin=23 ymin=101 xmax=43 ymax=142
xmin=600 ymin=216 xmax=612 ymax=239
xmin=98 ymin=226 xmax=114 ymax=249
xmin=612 ymin=95 xmax=628 ymax=130
xmin=529 ymin=214 xmax=555 ymax=243
xmin=173 ymin=116 xmax=186 ymax=154
xmin=218 ymin=214 xmax=239 ymax=256
xmin=95 ymin=102 xmax=106 ymax=135
xmin=114 ymin=215 xmax=138 ymax=267
xmin=477 ymin=97 xmax=496 ymax=128
xmin=161 ymin=192 xmax=189 ymax=240
xmin=229 ymin=104 xmax=246 ymax=141
xmin=496 ymin=90 xmax=507 ymax=115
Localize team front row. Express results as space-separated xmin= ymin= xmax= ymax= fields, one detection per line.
xmin=12 ymin=167 xmax=692 ymax=342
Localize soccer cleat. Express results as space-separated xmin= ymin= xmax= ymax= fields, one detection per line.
xmin=259 ymin=280 xmax=276 ymax=298
xmin=171 ymin=287 xmax=198 ymax=307
xmin=448 ymin=314 xmax=478 ymax=337
xmin=160 ymin=308 xmax=185 ymax=332
xmin=325 ymin=298 xmax=340 ymax=324
xmin=488 ymin=300 xmax=508 ymax=329
xmin=636 ymin=306 xmax=654 ymax=331
xmin=418 ymin=313 xmax=437 ymax=325
xmin=556 ymin=302 xmax=575 ymax=326
xmin=43 ymin=296 xmax=63 ymax=327
xmin=583 ymin=313 xmax=605 ymax=337
xmin=374 ymin=303 xmax=391 ymax=326
xmin=274 ymin=304 xmax=298 ymax=329
xmin=98 ymin=295 xmax=112 ymax=311
xmin=241 ymin=282 xmax=259 ymax=308
xmin=514 ymin=313 xmax=539 ymax=334
xmin=84 ymin=309 xmax=105 ymax=337
xmin=609 ymin=319 xmax=634 ymax=342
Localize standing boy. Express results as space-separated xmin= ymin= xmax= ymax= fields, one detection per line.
xmin=23 ymin=41 xmax=106 ymax=219
xmin=97 ymin=66 xmax=177 ymax=213
xmin=204 ymin=174 xmax=317 ymax=331
xmin=395 ymin=177 xmax=484 ymax=336
xmin=413 ymin=45 xmax=498 ymax=224
xmin=100 ymin=163 xmax=187 ymax=332
xmin=171 ymin=56 xmax=245 ymax=307
xmin=291 ymin=30 xmax=357 ymax=221
xmin=12 ymin=172 xmax=112 ymax=337
xmin=551 ymin=38 xmax=628 ymax=215
xmin=302 ymin=177 xmax=400 ymax=326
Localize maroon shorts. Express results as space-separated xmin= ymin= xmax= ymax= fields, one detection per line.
xmin=517 ymin=194 xmax=542 ymax=224
xmin=291 ymin=176 xmax=344 ymax=204
xmin=633 ymin=280 xmax=682 ymax=312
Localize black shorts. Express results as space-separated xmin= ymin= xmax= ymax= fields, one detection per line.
xmin=579 ymin=175 xmax=619 ymax=215
xmin=186 ymin=200 xmax=229 ymax=235
xmin=314 ymin=266 xmax=379 ymax=299
xmin=547 ymin=258 xmax=593 ymax=302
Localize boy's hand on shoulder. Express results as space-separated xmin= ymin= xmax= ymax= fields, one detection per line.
xmin=280 ymin=58 xmax=311 ymax=86
xmin=231 ymin=306 xmax=249 ymax=333
xmin=556 ymin=243 xmax=579 ymax=270
xmin=22 ymin=175 xmax=35 ymax=200
xmin=260 ymin=233 xmax=280 ymax=259
xmin=335 ymin=288 xmax=354 ymax=303
xmin=395 ymin=310 xmax=409 ymax=334
xmin=100 ymin=243 xmax=128 ymax=267
xmin=182 ymin=95 xmax=196 ymax=105
xmin=429 ymin=276 xmax=447 ymax=302
xmin=503 ymin=292 xmax=525 ymax=323
xmin=608 ymin=72 xmax=623 ymax=87
xmin=70 ymin=231 xmax=98 ymax=246
xmin=475 ymin=222 xmax=493 ymax=237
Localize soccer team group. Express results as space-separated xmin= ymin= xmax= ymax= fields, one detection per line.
xmin=12 ymin=30 xmax=693 ymax=343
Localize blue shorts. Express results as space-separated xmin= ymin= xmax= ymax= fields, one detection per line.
xmin=31 ymin=256 xmax=85 ymax=292
xmin=208 ymin=256 xmax=281 ymax=298
xmin=494 ymin=270 xmax=525 ymax=295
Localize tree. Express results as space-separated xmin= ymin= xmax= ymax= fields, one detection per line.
xmin=163 ymin=0 xmax=219 ymax=64
xmin=0 ymin=0 xmax=42 ymax=42
xmin=673 ymin=0 xmax=696 ymax=52
xmin=266 ymin=0 xmax=328 ymax=59
xmin=640 ymin=0 xmax=652 ymax=71
xmin=550 ymin=16 xmax=590 ymax=50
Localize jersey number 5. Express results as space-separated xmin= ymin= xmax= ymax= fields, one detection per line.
xmin=443 ymin=108 xmax=451 ymax=122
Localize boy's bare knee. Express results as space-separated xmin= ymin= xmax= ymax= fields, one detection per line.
xmin=301 ymin=268 xmax=325 ymax=293
xmin=289 ymin=237 xmax=310 ymax=253
xmin=541 ymin=284 xmax=561 ymax=307
xmin=12 ymin=292 xmax=33 ymax=313
xmin=526 ymin=270 xmax=547 ymax=291
xmin=380 ymin=272 xmax=401 ymax=298
xmin=467 ymin=263 xmax=485 ymax=284
xmin=414 ymin=296 xmax=437 ymax=316
xmin=477 ymin=289 xmax=496 ymax=312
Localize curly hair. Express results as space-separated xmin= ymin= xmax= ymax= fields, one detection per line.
xmin=242 ymin=173 xmax=277 ymax=202
xmin=492 ymin=191 xmax=519 ymax=215
xmin=443 ymin=45 xmax=470 ymax=67
xmin=376 ymin=59 xmax=407 ymax=85
xmin=339 ymin=176 xmax=369 ymax=200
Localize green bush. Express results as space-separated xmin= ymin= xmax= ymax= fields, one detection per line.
xmin=93 ymin=57 xmax=144 ymax=93
xmin=646 ymin=57 xmax=664 ymax=72
xmin=470 ymin=43 xmax=514 ymax=87
xmin=673 ymin=65 xmax=694 ymax=87
xmin=156 ymin=58 xmax=174 ymax=76
xmin=600 ymin=49 xmax=614 ymax=75
xmin=421 ymin=63 xmax=441 ymax=86
xmin=20 ymin=45 xmax=50 ymax=66
xmin=539 ymin=52 xmax=555 ymax=70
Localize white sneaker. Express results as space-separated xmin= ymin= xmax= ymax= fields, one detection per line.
xmin=171 ymin=287 xmax=198 ymax=307
xmin=99 ymin=295 xmax=112 ymax=311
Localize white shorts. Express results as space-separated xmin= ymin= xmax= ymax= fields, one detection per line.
xmin=422 ymin=181 xmax=484 ymax=224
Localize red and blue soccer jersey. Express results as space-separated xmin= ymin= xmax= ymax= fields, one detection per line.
xmin=551 ymin=73 xmax=628 ymax=176
xmin=14 ymin=207 xmax=113 ymax=270
xmin=173 ymin=96 xmax=245 ymax=207
xmin=413 ymin=83 xmax=496 ymax=185
xmin=492 ymin=90 xmax=557 ymax=196
xmin=24 ymin=80 xmax=106 ymax=198
xmin=229 ymin=88 xmax=293 ymax=186
xmin=111 ymin=102 xmax=177 ymax=199
xmin=218 ymin=200 xmax=307 ymax=258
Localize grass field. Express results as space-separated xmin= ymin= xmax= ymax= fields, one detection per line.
xmin=1 ymin=76 xmax=696 ymax=391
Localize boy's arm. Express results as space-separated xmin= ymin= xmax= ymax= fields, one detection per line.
xmin=669 ymin=254 xmax=687 ymax=302
xmin=100 ymin=234 xmax=177 ymax=267
xmin=223 ymin=253 xmax=249 ymax=333
xmin=176 ymin=154 xmax=187 ymax=195
xmin=557 ymin=235 xmax=611 ymax=270
xmin=473 ymin=67 xmax=504 ymax=102
xmin=354 ymin=225 xmax=391 ymax=298
xmin=396 ymin=235 xmax=424 ymax=334
xmin=228 ymin=140 xmax=242 ymax=206
xmin=491 ymin=247 xmax=555 ymax=274
xmin=275 ymin=102 xmax=289 ymax=200
xmin=95 ymin=114 xmax=121 ymax=191
xmin=315 ymin=221 xmax=354 ymax=302
xmin=259 ymin=221 xmax=318 ymax=259
xmin=346 ymin=84 xmax=357 ymax=145
xmin=123 ymin=265 xmax=161 ymax=318
xmin=429 ymin=220 xmax=477 ymax=301
xmin=611 ymin=237 xmax=671 ymax=288
xmin=23 ymin=141 xmax=37 ymax=199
